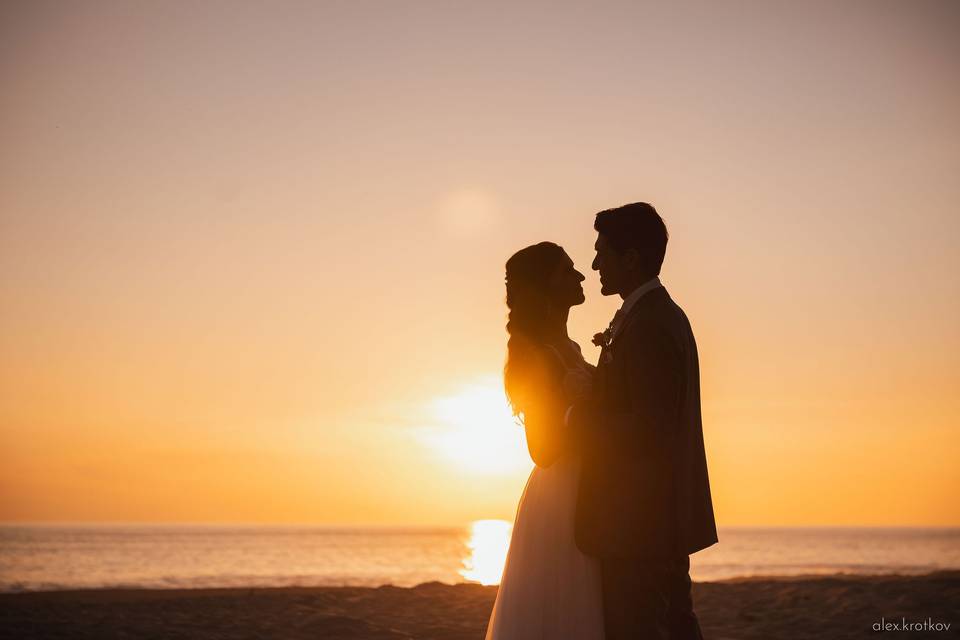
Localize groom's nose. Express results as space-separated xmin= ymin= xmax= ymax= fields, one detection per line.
xmin=591 ymin=255 xmax=599 ymax=271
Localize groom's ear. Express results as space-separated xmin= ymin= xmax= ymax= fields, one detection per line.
xmin=621 ymin=246 xmax=641 ymax=271
xmin=622 ymin=246 xmax=658 ymax=278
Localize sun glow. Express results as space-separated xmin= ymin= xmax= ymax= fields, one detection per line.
xmin=418 ymin=376 xmax=533 ymax=475
xmin=460 ymin=519 xmax=513 ymax=585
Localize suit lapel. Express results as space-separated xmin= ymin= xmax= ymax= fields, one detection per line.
xmin=610 ymin=285 xmax=666 ymax=350
xmin=593 ymin=287 xmax=667 ymax=414
xmin=596 ymin=287 xmax=666 ymax=379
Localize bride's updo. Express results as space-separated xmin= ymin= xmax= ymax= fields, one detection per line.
xmin=504 ymin=241 xmax=567 ymax=419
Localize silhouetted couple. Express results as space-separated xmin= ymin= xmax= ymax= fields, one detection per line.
xmin=485 ymin=203 xmax=717 ymax=640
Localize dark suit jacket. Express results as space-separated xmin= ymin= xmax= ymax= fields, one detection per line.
xmin=571 ymin=286 xmax=718 ymax=559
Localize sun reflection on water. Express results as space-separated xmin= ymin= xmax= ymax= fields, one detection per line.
xmin=460 ymin=519 xmax=512 ymax=585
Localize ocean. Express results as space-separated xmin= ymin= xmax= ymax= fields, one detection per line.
xmin=1 ymin=523 xmax=957 ymax=593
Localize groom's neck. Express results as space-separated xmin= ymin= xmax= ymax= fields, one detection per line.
xmin=618 ymin=282 xmax=643 ymax=301
xmin=618 ymin=273 xmax=656 ymax=300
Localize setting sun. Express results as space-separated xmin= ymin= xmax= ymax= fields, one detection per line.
xmin=417 ymin=377 xmax=533 ymax=475
xmin=460 ymin=519 xmax=513 ymax=585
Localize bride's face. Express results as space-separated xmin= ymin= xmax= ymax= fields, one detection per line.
xmin=547 ymin=253 xmax=586 ymax=308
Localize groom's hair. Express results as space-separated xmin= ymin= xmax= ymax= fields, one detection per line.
xmin=594 ymin=202 xmax=668 ymax=276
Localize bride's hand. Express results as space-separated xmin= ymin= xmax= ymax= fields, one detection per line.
xmin=562 ymin=369 xmax=593 ymax=403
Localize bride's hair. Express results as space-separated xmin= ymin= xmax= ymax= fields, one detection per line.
xmin=503 ymin=241 xmax=567 ymax=419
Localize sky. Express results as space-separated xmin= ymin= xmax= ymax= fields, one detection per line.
xmin=1 ymin=0 xmax=958 ymax=526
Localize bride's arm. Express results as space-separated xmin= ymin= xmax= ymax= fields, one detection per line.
xmin=519 ymin=349 xmax=570 ymax=468
xmin=524 ymin=406 xmax=566 ymax=468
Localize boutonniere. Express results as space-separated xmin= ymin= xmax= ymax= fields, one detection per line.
xmin=591 ymin=328 xmax=613 ymax=348
xmin=592 ymin=327 xmax=616 ymax=364
xmin=592 ymin=309 xmax=623 ymax=352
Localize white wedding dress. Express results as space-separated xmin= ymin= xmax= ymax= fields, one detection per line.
xmin=484 ymin=342 xmax=605 ymax=640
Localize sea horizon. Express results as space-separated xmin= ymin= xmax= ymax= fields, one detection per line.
xmin=2 ymin=523 xmax=958 ymax=594
xmin=5 ymin=522 xmax=959 ymax=529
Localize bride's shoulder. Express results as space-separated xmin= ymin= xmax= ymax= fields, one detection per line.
xmin=510 ymin=336 xmax=565 ymax=372
xmin=541 ymin=339 xmax=587 ymax=372
xmin=537 ymin=342 xmax=569 ymax=372
xmin=566 ymin=339 xmax=596 ymax=371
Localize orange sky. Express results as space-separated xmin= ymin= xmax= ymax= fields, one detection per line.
xmin=1 ymin=0 xmax=958 ymax=526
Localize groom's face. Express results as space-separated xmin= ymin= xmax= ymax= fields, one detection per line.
xmin=592 ymin=233 xmax=627 ymax=296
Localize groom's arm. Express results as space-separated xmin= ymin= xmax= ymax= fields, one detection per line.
xmin=568 ymin=325 xmax=682 ymax=455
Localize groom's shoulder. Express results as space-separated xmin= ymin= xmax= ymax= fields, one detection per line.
xmin=638 ymin=287 xmax=694 ymax=338
xmin=657 ymin=289 xmax=699 ymax=348
xmin=646 ymin=286 xmax=683 ymax=321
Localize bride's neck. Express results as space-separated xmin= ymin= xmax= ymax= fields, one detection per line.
xmin=542 ymin=307 xmax=570 ymax=344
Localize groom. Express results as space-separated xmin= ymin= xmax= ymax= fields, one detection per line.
xmin=567 ymin=202 xmax=718 ymax=640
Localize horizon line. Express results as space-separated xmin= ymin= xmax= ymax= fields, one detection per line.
xmin=2 ymin=521 xmax=959 ymax=530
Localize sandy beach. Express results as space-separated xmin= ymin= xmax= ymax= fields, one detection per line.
xmin=1 ymin=571 xmax=957 ymax=640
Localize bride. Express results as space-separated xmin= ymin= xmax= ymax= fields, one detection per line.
xmin=484 ymin=241 xmax=605 ymax=640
